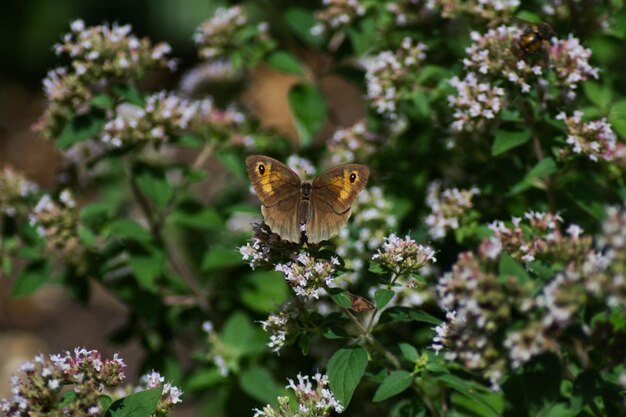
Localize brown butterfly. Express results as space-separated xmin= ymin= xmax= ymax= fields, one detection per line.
xmin=245 ymin=155 xmax=369 ymax=244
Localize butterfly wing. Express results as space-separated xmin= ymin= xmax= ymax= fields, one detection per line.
xmin=246 ymin=155 xmax=302 ymax=242
xmin=307 ymin=164 xmax=369 ymax=243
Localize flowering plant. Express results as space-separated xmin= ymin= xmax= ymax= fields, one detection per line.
xmin=2 ymin=1 xmax=626 ymax=416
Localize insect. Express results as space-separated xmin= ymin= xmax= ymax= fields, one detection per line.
xmin=245 ymin=155 xmax=369 ymax=244
xmin=516 ymin=20 xmax=554 ymax=56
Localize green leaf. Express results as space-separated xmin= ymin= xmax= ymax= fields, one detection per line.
xmin=399 ymin=343 xmax=419 ymax=363
xmin=327 ymin=347 xmax=368 ymax=408
xmin=201 ymin=246 xmax=242 ymax=271
xmin=169 ymin=207 xmax=223 ymax=231
xmin=112 ymin=84 xmax=144 ymax=106
xmin=373 ymin=370 xmax=413 ymax=402
xmin=437 ymin=374 xmax=501 ymax=415
xmin=491 ymin=130 xmax=531 ymax=156
xmin=135 ymin=171 xmax=173 ymax=209
xmin=240 ymin=271 xmax=290 ymax=313
xmin=609 ymin=98 xmax=626 ymax=139
xmin=368 ymin=261 xmax=385 ymax=275
xmin=109 ymin=219 xmax=152 ymax=243
xmin=347 ymin=17 xmax=376 ymax=56
xmin=240 ymin=367 xmax=285 ymax=405
xmin=80 ymin=202 xmax=113 ymax=226
xmin=176 ymin=134 xmax=203 ymax=148
xmin=221 ymin=312 xmax=267 ymax=356
xmin=288 ymin=83 xmax=327 ymax=148
xmin=510 ymin=158 xmax=557 ymax=195
xmin=374 ymin=289 xmax=395 ymax=309
xmin=379 ymin=307 xmax=441 ymax=325
xmin=104 ymin=387 xmax=161 ymax=417
xmin=12 ymin=261 xmax=51 ymax=298
xmin=186 ymin=368 xmax=224 ymax=392
xmin=328 ymin=287 xmax=351 ymax=309
xmin=128 ymin=249 xmax=166 ymax=291
xmin=498 ymin=252 xmax=530 ymax=283
xmin=583 ymin=81 xmax=612 ymax=110
xmin=56 ymin=116 xmax=105 ymax=149
xmin=91 ymin=94 xmax=114 ymax=109
xmin=284 ymin=8 xmax=324 ymax=48
xmin=267 ymin=51 xmax=306 ymax=76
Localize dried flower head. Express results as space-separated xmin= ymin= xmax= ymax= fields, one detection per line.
xmin=253 ymin=372 xmax=343 ymax=417
xmin=425 ymin=181 xmax=480 ymax=240
xmin=311 ymin=0 xmax=367 ymax=36
xmin=364 ymin=38 xmax=428 ymax=119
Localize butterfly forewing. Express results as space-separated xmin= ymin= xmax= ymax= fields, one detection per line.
xmin=312 ymin=164 xmax=370 ymax=214
xmin=245 ymin=155 xmax=301 ymax=207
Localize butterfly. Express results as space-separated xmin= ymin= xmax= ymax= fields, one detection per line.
xmin=245 ymin=155 xmax=370 ymax=244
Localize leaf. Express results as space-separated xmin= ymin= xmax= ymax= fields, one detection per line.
xmin=374 ymin=289 xmax=395 ymax=309
xmin=328 ymin=287 xmax=352 ymax=309
xmin=135 ymin=171 xmax=173 ymax=210
xmin=379 ymin=307 xmax=441 ymax=325
xmin=510 ymin=158 xmax=557 ymax=195
xmin=169 ymin=207 xmax=223 ymax=231
xmin=327 ymin=347 xmax=368 ymax=408
xmin=240 ymin=367 xmax=285 ymax=405
xmin=368 ymin=261 xmax=385 ymax=275
xmin=91 ymin=94 xmax=114 ymax=110
xmin=284 ymin=8 xmax=324 ymax=48
xmin=221 ymin=312 xmax=267 ymax=357
xmin=201 ymin=246 xmax=242 ymax=271
xmin=373 ymin=370 xmax=413 ymax=402
xmin=609 ymin=98 xmax=626 ymax=139
xmin=437 ymin=374 xmax=502 ymax=415
xmin=583 ymin=81 xmax=612 ymax=110
xmin=347 ymin=17 xmax=376 ymax=56
xmin=12 ymin=261 xmax=51 ymax=298
xmin=399 ymin=343 xmax=419 ymax=363
xmin=109 ymin=219 xmax=153 ymax=243
xmin=267 ymin=51 xmax=306 ymax=76
xmin=128 ymin=248 xmax=166 ymax=291
xmin=498 ymin=252 xmax=530 ymax=283
xmin=104 ymin=387 xmax=161 ymax=417
xmin=491 ymin=130 xmax=531 ymax=156
xmin=56 ymin=116 xmax=105 ymax=149
xmin=240 ymin=271 xmax=290 ymax=313
xmin=287 ymin=83 xmax=327 ymax=148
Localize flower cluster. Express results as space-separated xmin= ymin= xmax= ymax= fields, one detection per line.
xmin=275 ymin=252 xmax=340 ymax=299
xmin=425 ymin=181 xmax=480 ymax=240
xmin=426 ymin=0 xmax=520 ymax=21
xmin=202 ymin=321 xmax=230 ymax=377
xmin=135 ymin=370 xmax=183 ymax=415
xmin=327 ymin=120 xmax=379 ymax=165
xmin=253 ymin=372 xmax=343 ymax=417
xmin=435 ymin=252 xmax=535 ymax=388
xmin=364 ymin=38 xmax=428 ymax=119
xmin=372 ymin=233 xmax=436 ymax=277
xmin=287 ymin=155 xmax=317 ymax=178
xmin=549 ymin=35 xmax=599 ymax=98
xmin=239 ymin=222 xmax=301 ymax=270
xmin=463 ymin=26 xmax=542 ymax=93
xmin=435 ymin=204 xmax=626 ymax=388
xmin=100 ymin=92 xmax=247 ymax=148
xmin=482 ymin=211 xmax=591 ymax=264
xmin=336 ymin=186 xmax=397 ymax=284
xmin=386 ymin=0 xmax=422 ymax=26
xmin=37 ymin=20 xmax=175 ymax=139
xmin=557 ymin=111 xmax=625 ymax=162
xmin=28 ymin=191 xmax=87 ymax=267
xmin=260 ymin=301 xmax=298 ymax=354
xmin=0 ymin=167 xmax=39 ymax=217
xmin=311 ymin=0 xmax=367 ymax=36
xmin=0 ymin=348 xmax=126 ymax=417
xmin=193 ymin=5 xmax=274 ymax=66
xmin=448 ymin=72 xmax=505 ymax=133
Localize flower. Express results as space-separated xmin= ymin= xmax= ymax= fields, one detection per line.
xmin=0 ymin=166 xmax=39 ymax=217
xmin=260 ymin=301 xmax=298 ymax=354
xmin=549 ymin=35 xmax=599 ymax=98
xmin=286 ymin=155 xmax=317 ymax=178
xmin=275 ymin=252 xmax=340 ymax=299
xmin=557 ymin=111 xmax=625 ymax=162
xmin=253 ymin=372 xmax=343 ymax=416
xmin=427 ymin=0 xmax=520 ymax=21
xmin=364 ymin=38 xmax=428 ymax=119
xmin=312 ymin=0 xmax=367 ymax=35
xmin=327 ymin=120 xmax=380 ymax=165
xmin=372 ymin=233 xmax=436 ymax=276
xmin=425 ymin=181 xmax=480 ymax=240
xmin=448 ymin=72 xmax=505 ymax=133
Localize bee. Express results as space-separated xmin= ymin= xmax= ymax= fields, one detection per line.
xmin=515 ymin=20 xmax=554 ymax=56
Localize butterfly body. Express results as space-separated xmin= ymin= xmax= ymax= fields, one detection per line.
xmin=246 ymin=155 xmax=369 ymax=244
